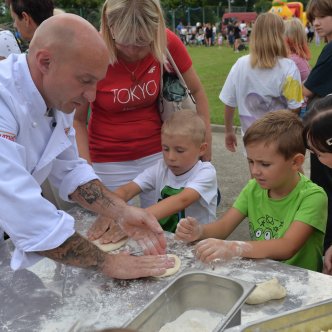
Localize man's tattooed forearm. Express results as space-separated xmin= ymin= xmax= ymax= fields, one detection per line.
xmin=78 ymin=180 xmax=102 ymax=204
xmin=76 ymin=180 xmax=115 ymax=208
xmin=37 ymin=233 xmax=105 ymax=270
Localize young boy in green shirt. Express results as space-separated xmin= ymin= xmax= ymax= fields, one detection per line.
xmin=176 ymin=110 xmax=327 ymax=271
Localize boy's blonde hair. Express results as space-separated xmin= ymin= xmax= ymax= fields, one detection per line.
xmin=307 ymin=0 xmax=332 ymax=23
xmin=243 ymin=110 xmax=305 ymax=159
xmin=100 ymin=0 xmax=167 ymax=65
xmin=161 ymin=110 xmax=206 ymax=146
xmin=284 ymin=18 xmax=311 ymax=60
xmin=250 ymin=13 xmax=288 ymax=69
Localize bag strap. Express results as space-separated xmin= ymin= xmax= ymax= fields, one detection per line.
xmin=159 ymin=61 xmax=164 ymax=100
xmin=165 ymin=49 xmax=188 ymax=88
xmin=159 ymin=49 xmax=192 ymax=103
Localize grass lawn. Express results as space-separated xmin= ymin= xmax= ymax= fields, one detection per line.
xmin=187 ymin=43 xmax=325 ymax=125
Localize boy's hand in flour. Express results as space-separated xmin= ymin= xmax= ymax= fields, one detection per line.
xmin=175 ymin=217 xmax=203 ymax=243
xmin=195 ymin=239 xmax=252 ymax=263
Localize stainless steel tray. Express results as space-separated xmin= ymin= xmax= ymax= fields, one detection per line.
xmin=240 ymin=299 xmax=332 ymax=331
xmin=125 ymin=270 xmax=255 ymax=332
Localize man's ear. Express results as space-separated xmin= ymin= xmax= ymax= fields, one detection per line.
xmin=292 ymin=153 xmax=305 ymax=170
xmin=35 ymin=49 xmax=52 ymax=74
xmin=21 ymin=11 xmax=32 ymax=27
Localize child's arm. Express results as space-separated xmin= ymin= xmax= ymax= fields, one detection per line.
xmin=224 ymin=104 xmax=237 ymax=152
xmin=114 ymin=182 xmax=142 ymax=202
xmin=323 ymin=245 xmax=332 ymax=275
xmin=195 ymin=220 xmax=314 ymax=263
xmin=175 ymin=207 xmax=246 ymax=242
xmin=145 ymin=188 xmax=201 ymax=220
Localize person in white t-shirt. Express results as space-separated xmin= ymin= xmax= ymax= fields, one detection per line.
xmin=220 ymin=13 xmax=303 ymax=153
xmin=115 ymin=110 xmax=218 ymax=233
xmin=0 ymin=30 xmax=21 ymax=60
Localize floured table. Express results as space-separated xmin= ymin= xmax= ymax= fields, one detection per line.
xmin=1 ymin=206 xmax=332 ymax=331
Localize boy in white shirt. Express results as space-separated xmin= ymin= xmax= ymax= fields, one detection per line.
xmin=115 ymin=110 xmax=218 ymax=233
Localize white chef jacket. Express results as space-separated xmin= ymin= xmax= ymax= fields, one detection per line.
xmin=0 ymin=54 xmax=99 ymax=270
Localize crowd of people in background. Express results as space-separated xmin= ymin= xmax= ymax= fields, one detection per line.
xmin=175 ymin=18 xmax=254 ymax=50
xmin=175 ymin=14 xmax=324 ymax=52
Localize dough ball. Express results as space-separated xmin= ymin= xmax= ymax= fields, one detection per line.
xmin=158 ymin=254 xmax=181 ymax=277
xmin=245 ymin=277 xmax=287 ymax=305
xmin=92 ymin=238 xmax=127 ymax=252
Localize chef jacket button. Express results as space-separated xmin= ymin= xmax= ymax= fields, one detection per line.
xmin=32 ymin=122 xmax=38 ymax=128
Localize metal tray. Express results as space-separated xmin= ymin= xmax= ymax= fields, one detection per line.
xmin=125 ymin=270 xmax=255 ymax=332
xmin=239 ymin=299 xmax=332 ymax=331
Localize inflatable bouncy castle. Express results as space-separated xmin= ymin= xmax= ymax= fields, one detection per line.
xmin=269 ymin=0 xmax=307 ymax=25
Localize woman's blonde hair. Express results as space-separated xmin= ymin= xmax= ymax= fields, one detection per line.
xmin=284 ymin=18 xmax=310 ymax=60
xmin=100 ymin=0 xmax=167 ymax=65
xmin=250 ymin=13 xmax=288 ymax=68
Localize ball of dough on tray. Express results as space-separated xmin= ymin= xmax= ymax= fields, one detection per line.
xmin=245 ymin=277 xmax=287 ymax=305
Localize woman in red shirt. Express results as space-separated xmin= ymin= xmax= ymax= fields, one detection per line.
xmin=74 ymin=0 xmax=211 ymax=212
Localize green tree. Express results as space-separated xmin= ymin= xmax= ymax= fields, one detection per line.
xmin=53 ymin=0 xmax=103 ymax=27
xmin=254 ymin=0 xmax=272 ymax=13
xmin=0 ymin=0 xmax=11 ymax=26
xmin=54 ymin=0 xmax=102 ymax=8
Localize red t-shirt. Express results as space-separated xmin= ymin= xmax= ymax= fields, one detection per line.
xmin=88 ymin=29 xmax=192 ymax=162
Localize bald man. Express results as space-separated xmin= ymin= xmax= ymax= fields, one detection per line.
xmin=0 ymin=14 xmax=173 ymax=279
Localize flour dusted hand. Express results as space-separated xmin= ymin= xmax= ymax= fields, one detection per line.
xmin=245 ymin=278 xmax=287 ymax=304
xmin=87 ymin=215 xmax=126 ymax=243
xmin=175 ymin=217 xmax=203 ymax=243
xmin=195 ymin=239 xmax=252 ymax=263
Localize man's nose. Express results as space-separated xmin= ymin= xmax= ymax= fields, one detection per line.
xmin=83 ymin=86 xmax=97 ymax=103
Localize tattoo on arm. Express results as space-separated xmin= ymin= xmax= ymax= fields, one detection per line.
xmin=73 ymin=180 xmax=115 ymax=209
xmin=37 ymin=232 xmax=106 ymax=271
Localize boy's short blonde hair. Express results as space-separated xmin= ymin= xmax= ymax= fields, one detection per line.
xmin=161 ymin=110 xmax=206 ymax=146
xmin=307 ymin=0 xmax=332 ymax=23
xmin=243 ymin=110 xmax=305 ymax=159
xmin=100 ymin=0 xmax=167 ymax=65
xmin=250 ymin=13 xmax=287 ymax=69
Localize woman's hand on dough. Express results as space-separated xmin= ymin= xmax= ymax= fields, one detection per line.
xmin=175 ymin=217 xmax=203 ymax=243
xmin=101 ymin=253 xmax=175 ymax=279
xmin=323 ymin=245 xmax=332 ymax=275
xmin=195 ymin=239 xmax=251 ymax=263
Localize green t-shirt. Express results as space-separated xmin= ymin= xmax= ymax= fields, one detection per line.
xmin=233 ymin=174 xmax=327 ymax=271
xmin=158 ymin=186 xmax=185 ymax=233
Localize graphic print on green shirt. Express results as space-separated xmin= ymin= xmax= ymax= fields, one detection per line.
xmin=158 ymin=185 xmax=185 ymax=232
xmin=249 ymin=215 xmax=285 ymax=240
